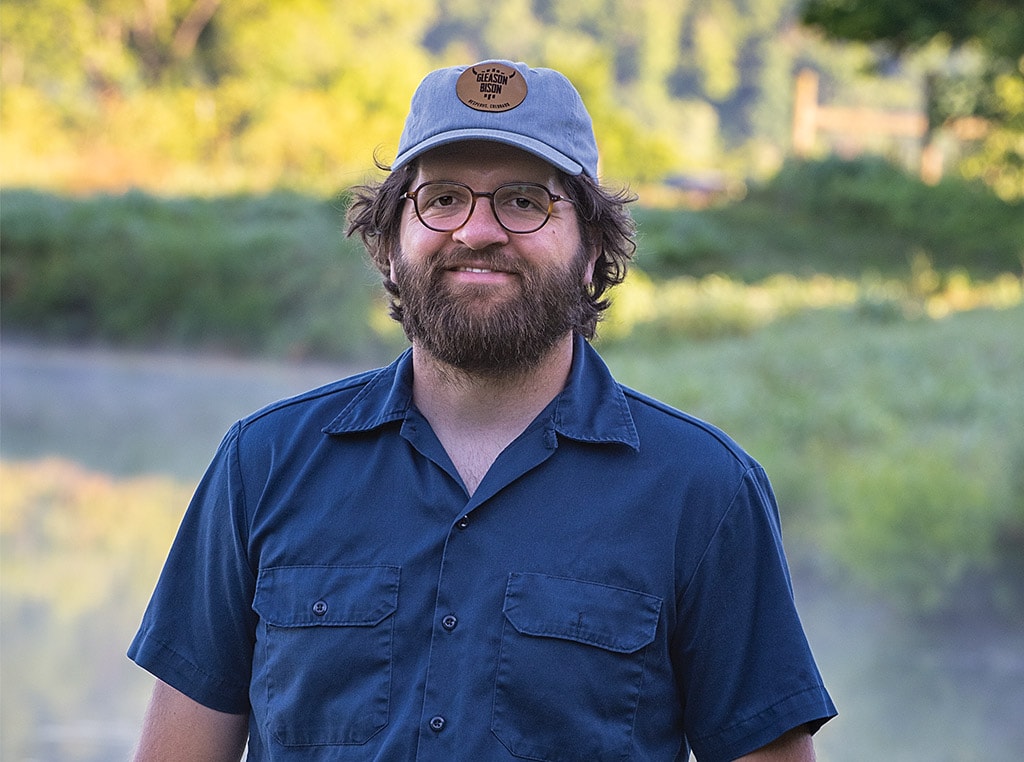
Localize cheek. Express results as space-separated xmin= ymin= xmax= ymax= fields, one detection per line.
xmin=393 ymin=216 xmax=419 ymax=282
xmin=396 ymin=212 xmax=447 ymax=274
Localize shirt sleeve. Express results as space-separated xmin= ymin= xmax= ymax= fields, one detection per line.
xmin=127 ymin=422 xmax=257 ymax=714
xmin=674 ymin=465 xmax=836 ymax=761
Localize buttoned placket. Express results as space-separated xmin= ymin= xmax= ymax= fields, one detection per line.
xmin=413 ymin=432 xmax=560 ymax=758
xmin=359 ymin=342 xmax=638 ymax=757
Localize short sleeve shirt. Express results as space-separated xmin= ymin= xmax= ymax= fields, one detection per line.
xmin=129 ymin=336 xmax=836 ymax=761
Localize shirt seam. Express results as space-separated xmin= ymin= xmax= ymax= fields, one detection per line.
xmin=620 ymin=386 xmax=749 ymax=467
xmin=676 ymin=465 xmax=762 ymax=607
xmin=244 ymin=373 xmax=378 ymax=430
xmin=228 ymin=420 xmax=254 ymax=568
xmin=143 ymin=633 xmax=251 ymax=701
xmin=688 ymin=682 xmax=829 ymax=744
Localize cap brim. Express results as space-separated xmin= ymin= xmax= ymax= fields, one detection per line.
xmin=391 ymin=128 xmax=584 ymax=176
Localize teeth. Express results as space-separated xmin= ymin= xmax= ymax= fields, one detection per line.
xmin=460 ymin=267 xmax=493 ymax=273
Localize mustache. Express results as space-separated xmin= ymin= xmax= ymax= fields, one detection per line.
xmin=432 ymin=247 xmax=525 ymax=275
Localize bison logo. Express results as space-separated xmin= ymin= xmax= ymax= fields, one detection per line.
xmin=456 ymin=62 xmax=528 ymax=112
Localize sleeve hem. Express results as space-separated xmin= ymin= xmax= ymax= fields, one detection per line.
xmin=689 ymin=684 xmax=837 ymax=762
xmin=128 ymin=632 xmax=250 ymax=715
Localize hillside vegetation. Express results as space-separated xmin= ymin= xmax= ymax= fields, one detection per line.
xmin=4 ymin=0 xmax=1021 ymax=196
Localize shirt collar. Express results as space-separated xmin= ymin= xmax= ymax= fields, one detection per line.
xmin=323 ymin=336 xmax=639 ymax=451
xmin=552 ymin=334 xmax=639 ymax=450
xmin=322 ymin=350 xmax=415 ymax=435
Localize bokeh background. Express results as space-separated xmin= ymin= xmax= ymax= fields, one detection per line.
xmin=2 ymin=1 xmax=1023 ymax=760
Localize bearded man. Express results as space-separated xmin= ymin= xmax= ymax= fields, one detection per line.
xmin=129 ymin=60 xmax=836 ymax=762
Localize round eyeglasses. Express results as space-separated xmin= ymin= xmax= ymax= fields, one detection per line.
xmin=403 ymin=181 xmax=574 ymax=234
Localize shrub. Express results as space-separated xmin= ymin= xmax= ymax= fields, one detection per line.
xmin=0 ymin=189 xmax=389 ymax=360
xmin=754 ymin=157 xmax=1024 ymax=273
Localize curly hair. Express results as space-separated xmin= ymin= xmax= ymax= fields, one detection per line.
xmin=345 ymin=160 xmax=637 ymax=339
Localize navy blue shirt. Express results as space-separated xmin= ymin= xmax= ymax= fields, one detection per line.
xmin=129 ymin=336 xmax=835 ymax=761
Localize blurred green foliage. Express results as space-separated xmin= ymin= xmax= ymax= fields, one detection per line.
xmin=801 ymin=0 xmax=1024 ymax=61
xmin=2 ymin=0 xmax=1020 ymax=195
xmin=0 ymin=189 xmax=388 ymax=360
xmin=623 ymin=156 xmax=1024 ymax=278
xmin=3 ymin=158 xmax=1021 ymax=356
xmin=801 ymin=0 xmax=1024 ymax=201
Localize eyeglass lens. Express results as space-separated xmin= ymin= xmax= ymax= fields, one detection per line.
xmin=411 ymin=182 xmax=555 ymax=233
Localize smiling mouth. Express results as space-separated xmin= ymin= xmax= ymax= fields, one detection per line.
xmin=447 ymin=263 xmax=519 ymax=277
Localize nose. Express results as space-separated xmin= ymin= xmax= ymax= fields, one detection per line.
xmin=451 ymin=196 xmax=510 ymax=250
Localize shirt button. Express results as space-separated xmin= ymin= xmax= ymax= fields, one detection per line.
xmin=429 ymin=715 xmax=446 ymax=732
xmin=312 ymin=600 xmax=328 ymax=616
xmin=442 ymin=614 xmax=458 ymax=631
xmin=456 ymin=516 xmax=469 ymax=529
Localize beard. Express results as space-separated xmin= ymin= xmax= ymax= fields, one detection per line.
xmin=391 ymin=245 xmax=590 ymax=377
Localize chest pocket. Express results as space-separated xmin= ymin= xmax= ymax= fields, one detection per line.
xmin=252 ymin=565 xmax=399 ymax=747
xmin=492 ymin=572 xmax=662 ymax=762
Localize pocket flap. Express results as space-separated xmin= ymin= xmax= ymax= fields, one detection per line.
xmin=502 ymin=573 xmax=661 ymax=653
xmin=254 ymin=565 xmax=399 ymax=627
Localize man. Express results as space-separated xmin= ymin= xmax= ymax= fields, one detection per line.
xmin=129 ymin=60 xmax=836 ymax=761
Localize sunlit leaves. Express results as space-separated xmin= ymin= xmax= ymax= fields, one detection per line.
xmin=694 ymin=7 xmax=742 ymax=100
xmin=2 ymin=0 xmax=1021 ymax=194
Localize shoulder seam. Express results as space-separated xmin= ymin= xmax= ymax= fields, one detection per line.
xmin=238 ymin=368 xmax=380 ymax=428
xmin=620 ymin=385 xmax=749 ymax=465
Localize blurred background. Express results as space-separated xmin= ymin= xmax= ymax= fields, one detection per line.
xmin=1 ymin=1 xmax=1022 ymax=760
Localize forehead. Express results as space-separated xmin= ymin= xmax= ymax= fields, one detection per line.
xmin=413 ymin=140 xmax=560 ymax=186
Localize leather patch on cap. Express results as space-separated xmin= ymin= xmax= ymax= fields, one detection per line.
xmin=456 ymin=63 xmax=527 ymax=112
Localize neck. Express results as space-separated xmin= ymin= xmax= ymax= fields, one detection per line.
xmin=410 ymin=333 xmax=575 ymax=493
xmin=412 ymin=332 xmax=574 ymax=424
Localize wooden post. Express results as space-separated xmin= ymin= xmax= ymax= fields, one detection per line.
xmin=791 ymin=67 xmax=940 ymax=180
xmin=792 ymin=69 xmax=819 ymax=157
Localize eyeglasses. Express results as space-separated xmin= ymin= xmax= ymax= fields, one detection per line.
xmin=404 ymin=181 xmax=574 ymax=234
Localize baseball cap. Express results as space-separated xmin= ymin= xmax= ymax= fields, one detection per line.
xmin=392 ymin=60 xmax=599 ymax=178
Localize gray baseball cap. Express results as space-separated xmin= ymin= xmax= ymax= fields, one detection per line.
xmin=392 ymin=60 xmax=599 ymax=177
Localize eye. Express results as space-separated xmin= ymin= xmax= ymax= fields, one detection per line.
xmin=496 ymin=184 xmax=549 ymax=213
xmin=418 ymin=184 xmax=469 ymax=212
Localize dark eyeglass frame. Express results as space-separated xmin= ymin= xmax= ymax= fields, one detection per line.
xmin=403 ymin=181 xmax=575 ymax=234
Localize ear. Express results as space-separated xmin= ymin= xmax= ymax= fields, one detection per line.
xmin=582 ymin=245 xmax=600 ymax=285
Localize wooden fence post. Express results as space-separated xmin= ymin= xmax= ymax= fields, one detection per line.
xmin=792 ymin=69 xmax=819 ymax=157
xmin=792 ymin=68 xmax=948 ymax=182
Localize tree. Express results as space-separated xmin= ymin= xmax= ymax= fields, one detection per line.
xmin=2 ymin=0 xmax=960 ymax=192
xmin=0 ymin=0 xmax=224 ymax=90
xmin=801 ymin=0 xmax=1024 ymax=199
xmin=800 ymin=0 xmax=1024 ymax=60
